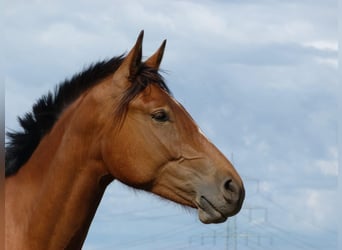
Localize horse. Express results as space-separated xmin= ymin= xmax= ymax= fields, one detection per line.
xmin=5 ymin=31 xmax=245 ymax=249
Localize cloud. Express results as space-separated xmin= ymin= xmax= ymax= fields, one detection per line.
xmin=4 ymin=0 xmax=338 ymax=249
xmin=314 ymin=147 xmax=338 ymax=176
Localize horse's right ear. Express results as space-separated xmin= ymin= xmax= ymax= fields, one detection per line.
xmin=145 ymin=39 xmax=166 ymax=69
xmin=113 ymin=31 xmax=144 ymax=89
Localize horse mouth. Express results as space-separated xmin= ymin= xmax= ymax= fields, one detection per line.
xmin=195 ymin=196 xmax=228 ymax=224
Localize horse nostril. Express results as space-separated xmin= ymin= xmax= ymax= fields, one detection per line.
xmin=223 ymin=179 xmax=236 ymax=193
xmin=222 ymin=178 xmax=245 ymax=209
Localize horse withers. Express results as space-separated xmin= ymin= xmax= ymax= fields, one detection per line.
xmin=5 ymin=31 xmax=244 ymax=249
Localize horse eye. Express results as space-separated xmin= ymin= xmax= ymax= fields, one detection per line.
xmin=151 ymin=110 xmax=169 ymax=122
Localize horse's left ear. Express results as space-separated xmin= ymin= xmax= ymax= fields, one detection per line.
xmin=144 ymin=40 xmax=166 ymax=69
xmin=113 ymin=31 xmax=144 ymax=89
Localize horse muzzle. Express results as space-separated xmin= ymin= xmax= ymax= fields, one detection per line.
xmin=195 ymin=178 xmax=245 ymax=224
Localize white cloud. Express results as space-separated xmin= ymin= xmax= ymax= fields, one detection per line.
xmin=302 ymin=40 xmax=338 ymax=68
xmin=314 ymin=147 xmax=338 ymax=176
xmin=304 ymin=40 xmax=338 ymax=51
xmin=313 ymin=57 xmax=338 ymax=68
xmin=4 ymin=0 xmax=338 ymax=249
xmin=316 ymin=159 xmax=338 ymax=176
xmin=305 ymin=189 xmax=338 ymax=227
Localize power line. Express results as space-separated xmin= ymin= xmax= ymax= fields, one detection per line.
xmin=88 ymin=154 xmax=337 ymax=250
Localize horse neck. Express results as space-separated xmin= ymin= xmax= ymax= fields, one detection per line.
xmin=5 ymin=91 xmax=113 ymax=250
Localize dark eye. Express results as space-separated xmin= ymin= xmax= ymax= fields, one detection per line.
xmin=151 ymin=110 xmax=169 ymax=122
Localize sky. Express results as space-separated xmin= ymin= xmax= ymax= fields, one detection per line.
xmin=4 ymin=0 xmax=339 ymax=249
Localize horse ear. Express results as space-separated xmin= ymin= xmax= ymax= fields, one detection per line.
xmin=144 ymin=39 xmax=166 ymax=69
xmin=113 ymin=30 xmax=144 ymax=87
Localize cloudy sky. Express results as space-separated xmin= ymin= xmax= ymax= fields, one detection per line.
xmin=4 ymin=0 xmax=338 ymax=249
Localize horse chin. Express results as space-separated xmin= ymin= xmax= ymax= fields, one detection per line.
xmin=195 ymin=196 xmax=228 ymax=224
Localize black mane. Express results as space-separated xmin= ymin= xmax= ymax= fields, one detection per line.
xmin=5 ymin=55 xmax=170 ymax=177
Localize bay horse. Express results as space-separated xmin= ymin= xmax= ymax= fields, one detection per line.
xmin=5 ymin=31 xmax=244 ymax=250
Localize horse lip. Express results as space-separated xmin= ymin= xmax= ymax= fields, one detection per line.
xmin=200 ymin=196 xmax=226 ymax=217
xmin=195 ymin=196 xmax=228 ymax=224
